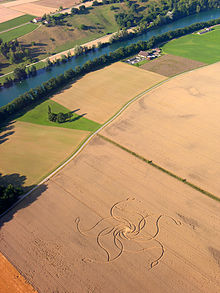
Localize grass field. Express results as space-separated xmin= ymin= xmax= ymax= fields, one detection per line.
xmin=102 ymin=62 xmax=220 ymax=197
xmin=0 ymin=14 xmax=35 ymax=32
xmin=0 ymin=134 xmax=219 ymax=292
xmin=140 ymin=54 xmax=205 ymax=77
xmin=163 ymin=25 xmax=220 ymax=64
xmin=18 ymin=99 xmax=101 ymax=131
xmin=20 ymin=4 xmax=122 ymax=58
xmin=52 ymin=62 xmax=166 ymax=124
xmin=0 ymin=121 xmax=90 ymax=186
xmin=0 ymin=22 xmax=38 ymax=42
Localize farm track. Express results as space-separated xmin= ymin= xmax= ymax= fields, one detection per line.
xmin=1 ymin=62 xmax=219 ymax=219
xmin=0 ymin=21 xmax=30 ymax=34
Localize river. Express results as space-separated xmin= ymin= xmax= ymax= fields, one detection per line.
xmin=1 ymin=8 xmax=220 ymax=107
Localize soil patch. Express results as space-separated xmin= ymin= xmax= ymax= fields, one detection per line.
xmin=141 ymin=54 xmax=205 ymax=77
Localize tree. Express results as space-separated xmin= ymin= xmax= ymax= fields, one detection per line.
xmin=57 ymin=112 xmax=66 ymax=123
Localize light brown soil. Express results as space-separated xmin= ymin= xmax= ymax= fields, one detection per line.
xmin=0 ymin=253 xmax=37 ymax=293
xmin=0 ymin=5 xmax=24 ymax=23
xmin=0 ymin=135 xmax=220 ymax=292
xmin=10 ymin=3 xmax=56 ymax=16
xmin=52 ymin=62 xmax=166 ymax=124
xmin=141 ymin=54 xmax=206 ymax=77
xmin=2 ymin=0 xmax=39 ymax=8
xmin=0 ymin=121 xmax=90 ymax=187
xmin=35 ymin=0 xmax=81 ymax=9
xmin=102 ymin=62 xmax=220 ymax=197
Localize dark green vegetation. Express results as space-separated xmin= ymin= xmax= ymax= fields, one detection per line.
xmin=1 ymin=16 xmax=220 ymax=124
xmin=0 ymin=14 xmax=35 ymax=33
xmin=163 ymin=25 xmax=220 ymax=64
xmin=18 ymin=100 xmax=101 ymax=131
xmin=0 ymin=38 xmax=34 ymax=77
xmin=0 ymin=23 xmax=38 ymax=42
xmin=98 ymin=134 xmax=220 ymax=203
xmin=0 ymin=183 xmax=22 ymax=214
xmin=114 ymin=0 xmax=219 ymax=29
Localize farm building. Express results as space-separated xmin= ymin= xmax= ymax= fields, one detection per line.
xmin=33 ymin=17 xmax=42 ymax=23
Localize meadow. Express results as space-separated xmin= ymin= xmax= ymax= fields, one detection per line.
xmin=18 ymin=99 xmax=101 ymax=131
xmin=163 ymin=25 xmax=220 ymax=64
xmin=0 ymin=22 xmax=38 ymax=42
xmin=0 ymin=14 xmax=35 ymax=32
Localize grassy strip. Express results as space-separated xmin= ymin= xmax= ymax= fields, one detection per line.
xmin=163 ymin=25 xmax=220 ymax=64
xmin=98 ymin=134 xmax=220 ymax=202
xmin=0 ymin=23 xmax=38 ymax=42
xmin=0 ymin=14 xmax=35 ymax=33
xmin=18 ymin=99 xmax=101 ymax=132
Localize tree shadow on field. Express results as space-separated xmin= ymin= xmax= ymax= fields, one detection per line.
xmin=0 ymin=121 xmax=15 ymax=145
xmin=0 ymin=173 xmax=48 ymax=229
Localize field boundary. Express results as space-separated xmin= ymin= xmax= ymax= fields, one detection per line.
xmin=1 ymin=62 xmax=219 ymax=218
xmin=98 ymin=134 xmax=220 ymax=202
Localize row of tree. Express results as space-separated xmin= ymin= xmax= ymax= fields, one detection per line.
xmin=1 ymin=65 xmax=37 ymax=88
xmin=1 ymin=17 xmax=220 ymax=123
xmin=114 ymin=0 xmax=220 ymax=29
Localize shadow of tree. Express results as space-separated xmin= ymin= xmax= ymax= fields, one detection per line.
xmin=0 ymin=121 xmax=15 ymax=145
xmin=0 ymin=173 xmax=47 ymax=228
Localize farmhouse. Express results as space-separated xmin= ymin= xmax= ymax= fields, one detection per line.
xmin=33 ymin=17 xmax=42 ymax=23
xmin=138 ymin=51 xmax=148 ymax=58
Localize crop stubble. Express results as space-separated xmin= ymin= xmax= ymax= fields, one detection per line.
xmin=0 ymin=121 xmax=90 ymax=186
xmin=102 ymin=62 xmax=220 ymax=197
xmin=52 ymin=62 xmax=166 ymax=124
xmin=0 ymin=136 xmax=220 ymax=292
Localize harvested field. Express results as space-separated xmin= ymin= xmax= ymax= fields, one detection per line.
xmin=10 ymin=3 xmax=56 ymax=16
xmin=101 ymin=62 xmax=220 ymax=197
xmin=0 ymin=135 xmax=220 ymax=292
xmin=0 ymin=121 xmax=90 ymax=186
xmin=0 ymin=5 xmax=24 ymax=23
xmin=52 ymin=62 xmax=166 ymax=124
xmin=141 ymin=54 xmax=205 ymax=77
xmin=2 ymin=0 xmax=39 ymax=8
xmin=0 ymin=253 xmax=37 ymax=293
xmin=35 ymin=0 xmax=81 ymax=9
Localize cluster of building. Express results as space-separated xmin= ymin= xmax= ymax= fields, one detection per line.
xmin=32 ymin=17 xmax=49 ymax=24
xmin=125 ymin=48 xmax=161 ymax=65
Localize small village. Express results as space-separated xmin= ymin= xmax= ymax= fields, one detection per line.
xmin=125 ymin=48 xmax=161 ymax=65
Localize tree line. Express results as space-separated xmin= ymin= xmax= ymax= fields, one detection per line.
xmin=114 ymin=0 xmax=220 ymax=29
xmin=1 ymin=16 xmax=220 ymax=124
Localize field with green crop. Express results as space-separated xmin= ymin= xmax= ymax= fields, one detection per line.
xmin=18 ymin=99 xmax=101 ymax=131
xmin=0 ymin=14 xmax=35 ymax=33
xmin=0 ymin=23 xmax=38 ymax=42
xmin=163 ymin=25 xmax=220 ymax=64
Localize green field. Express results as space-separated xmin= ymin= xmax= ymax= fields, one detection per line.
xmin=163 ymin=26 xmax=220 ymax=64
xmin=0 ymin=23 xmax=38 ymax=42
xmin=0 ymin=14 xmax=35 ymax=33
xmin=18 ymin=99 xmax=101 ymax=131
